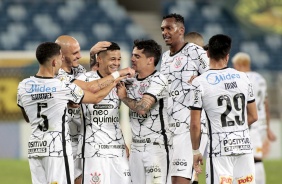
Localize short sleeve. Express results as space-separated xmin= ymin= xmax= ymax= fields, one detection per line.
xmin=66 ymin=83 xmax=84 ymax=104
xmin=144 ymin=74 xmax=168 ymax=102
xmin=17 ymin=83 xmax=23 ymax=107
xmin=188 ymin=79 xmax=203 ymax=110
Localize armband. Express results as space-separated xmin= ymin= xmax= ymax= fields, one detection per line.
xmin=111 ymin=71 xmax=120 ymax=79
xmin=192 ymin=149 xmax=201 ymax=155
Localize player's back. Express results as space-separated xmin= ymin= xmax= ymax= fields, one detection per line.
xmin=17 ymin=76 xmax=83 ymax=157
xmin=191 ymin=67 xmax=254 ymax=156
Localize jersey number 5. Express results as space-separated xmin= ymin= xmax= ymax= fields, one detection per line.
xmin=37 ymin=103 xmax=48 ymax=132
xmin=217 ymin=93 xmax=245 ymax=127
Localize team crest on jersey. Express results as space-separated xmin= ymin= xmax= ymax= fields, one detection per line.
xmin=174 ymin=57 xmax=183 ymax=68
xmin=90 ymin=172 xmax=101 ymax=184
xmin=139 ymin=82 xmax=149 ymax=95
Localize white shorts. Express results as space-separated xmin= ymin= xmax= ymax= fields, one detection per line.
xmin=29 ymin=156 xmax=74 ymax=184
xmin=82 ymin=156 xmax=131 ymax=184
xmin=169 ymin=132 xmax=193 ymax=180
xmin=130 ymin=143 xmax=170 ymax=184
xmin=250 ymin=125 xmax=266 ymax=158
xmin=206 ymin=153 xmax=255 ymax=184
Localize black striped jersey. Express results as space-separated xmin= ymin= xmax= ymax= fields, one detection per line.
xmin=189 ymin=67 xmax=255 ymax=156
xmin=125 ymin=71 xmax=170 ymax=146
xmin=56 ymin=65 xmax=86 ymax=144
xmin=17 ymin=76 xmax=84 ymax=157
xmin=76 ymin=71 xmax=126 ymax=158
xmin=246 ymin=71 xmax=267 ymax=129
xmin=160 ymin=43 xmax=209 ymax=134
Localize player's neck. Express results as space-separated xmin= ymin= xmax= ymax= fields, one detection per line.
xmin=170 ymin=40 xmax=185 ymax=55
xmin=36 ymin=67 xmax=55 ymax=78
xmin=210 ymin=59 xmax=227 ymax=69
xmin=61 ymin=65 xmax=72 ymax=73
xmin=138 ymin=68 xmax=155 ymax=79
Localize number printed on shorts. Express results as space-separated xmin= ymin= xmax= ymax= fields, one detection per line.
xmin=217 ymin=93 xmax=245 ymax=127
xmin=37 ymin=103 xmax=49 ymax=131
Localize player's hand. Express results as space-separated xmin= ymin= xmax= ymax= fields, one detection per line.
xmin=267 ymin=128 xmax=277 ymax=142
xmin=90 ymin=41 xmax=111 ymax=55
xmin=188 ymin=75 xmax=197 ymax=84
xmin=68 ymin=102 xmax=80 ymax=108
xmin=118 ymin=67 xmax=135 ymax=78
xmin=116 ymin=81 xmax=127 ymax=99
xmin=193 ymin=153 xmax=203 ymax=174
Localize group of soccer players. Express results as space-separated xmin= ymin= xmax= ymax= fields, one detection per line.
xmin=17 ymin=13 xmax=276 ymax=184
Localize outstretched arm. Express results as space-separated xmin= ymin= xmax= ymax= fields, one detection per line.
xmin=74 ymin=67 xmax=135 ymax=93
xmin=82 ymin=76 xmax=126 ymax=104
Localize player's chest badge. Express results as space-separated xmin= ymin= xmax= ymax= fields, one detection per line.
xmin=138 ymin=82 xmax=149 ymax=95
xmin=90 ymin=172 xmax=101 ymax=184
xmin=173 ymin=56 xmax=183 ymax=69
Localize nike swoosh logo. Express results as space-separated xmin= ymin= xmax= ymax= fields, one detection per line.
xmin=177 ymin=169 xmax=186 ymax=171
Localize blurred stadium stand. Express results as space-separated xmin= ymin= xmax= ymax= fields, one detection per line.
xmin=0 ymin=0 xmax=149 ymax=51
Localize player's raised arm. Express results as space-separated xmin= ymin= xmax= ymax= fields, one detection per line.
xmin=73 ymin=67 xmax=134 ymax=93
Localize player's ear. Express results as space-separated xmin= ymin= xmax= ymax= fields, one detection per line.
xmin=148 ymin=57 xmax=154 ymax=65
xmin=52 ymin=59 xmax=57 ymax=67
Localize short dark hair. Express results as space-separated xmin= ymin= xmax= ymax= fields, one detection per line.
xmin=208 ymin=34 xmax=232 ymax=61
xmin=36 ymin=42 xmax=61 ymax=65
xmin=163 ymin=13 xmax=184 ymax=25
xmin=97 ymin=42 xmax=120 ymax=56
xmin=133 ymin=39 xmax=162 ymax=66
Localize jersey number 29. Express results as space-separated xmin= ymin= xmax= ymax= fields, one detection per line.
xmin=217 ymin=93 xmax=245 ymax=127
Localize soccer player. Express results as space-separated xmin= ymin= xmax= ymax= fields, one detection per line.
xmin=76 ymin=42 xmax=131 ymax=184
xmin=17 ymin=42 xmax=126 ymax=184
xmin=232 ymin=52 xmax=277 ymax=184
xmin=55 ymin=36 xmax=133 ymax=184
xmin=185 ymin=31 xmax=204 ymax=48
xmin=160 ymin=13 xmax=209 ymax=184
xmin=117 ymin=39 xmax=171 ymax=184
xmin=189 ymin=34 xmax=258 ymax=184
xmin=185 ymin=31 xmax=209 ymax=184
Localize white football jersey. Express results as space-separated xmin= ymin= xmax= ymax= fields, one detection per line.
xmin=189 ymin=67 xmax=255 ymax=156
xmin=246 ymin=71 xmax=267 ymax=128
xmin=56 ymin=65 xmax=86 ymax=145
xmin=160 ymin=43 xmax=209 ymax=134
xmin=76 ymin=71 xmax=126 ymax=158
xmin=125 ymin=71 xmax=171 ymax=146
xmin=17 ymin=76 xmax=84 ymax=157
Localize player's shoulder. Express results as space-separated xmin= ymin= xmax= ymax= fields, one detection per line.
xmin=150 ymin=71 xmax=168 ymax=83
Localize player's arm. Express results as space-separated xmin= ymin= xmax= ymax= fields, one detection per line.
xmin=264 ymin=97 xmax=277 ymax=141
xmin=190 ymin=108 xmax=203 ymax=173
xmin=81 ymin=76 xmax=126 ymax=104
xmin=73 ymin=68 xmax=135 ymax=93
xmin=19 ymin=106 xmax=29 ymax=123
xmin=247 ymin=101 xmax=258 ymax=126
xmin=117 ymin=82 xmax=155 ymax=115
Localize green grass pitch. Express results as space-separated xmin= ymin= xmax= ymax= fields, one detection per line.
xmin=0 ymin=159 xmax=281 ymax=183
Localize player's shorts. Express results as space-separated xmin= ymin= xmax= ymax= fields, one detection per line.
xmin=206 ymin=153 xmax=255 ymax=184
xmin=250 ymin=124 xmax=266 ymax=159
xmin=29 ymin=156 xmax=74 ymax=184
xmin=130 ymin=143 xmax=170 ymax=184
xmin=82 ymin=156 xmax=131 ymax=184
xmin=169 ymin=132 xmax=193 ymax=180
